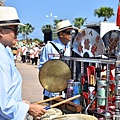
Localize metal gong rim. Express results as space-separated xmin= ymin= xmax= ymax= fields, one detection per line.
xmin=72 ymin=28 xmax=105 ymax=57
xmin=52 ymin=114 xmax=97 ymax=120
xmin=39 ymin=59 xmax=71 ymax=92
xmin=102 ymin=30 xmax=120 ymax=53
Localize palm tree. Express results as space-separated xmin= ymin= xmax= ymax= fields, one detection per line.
xmin=41 ymin=19 xmax=64 ymax=32
xmin=73 ymin=17 xmax=87 ymax=29
xmin=94 ymin=7 xmax=115 ymax=21
xmin=53 ymin=19 xmax=63 ymax=28
xmin=18 ymin=23 xmax=35 ymax=40
xmin=41 ymin=24 xmax=53 ymax=33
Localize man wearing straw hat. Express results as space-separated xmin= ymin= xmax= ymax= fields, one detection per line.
xmin=0 ymin=6 xmax=46 ymax=120
xmin=38 ymin=20 xmax=78 ymax=100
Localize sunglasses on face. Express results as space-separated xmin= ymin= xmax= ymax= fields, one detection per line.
xmin=62 ymin=30 xmax=71 ymax=35
xmin=1 ymin=26 xmax=18 ymax=34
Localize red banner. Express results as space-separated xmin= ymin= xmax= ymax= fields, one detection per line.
xmin=116 ymin=1 xmax=120 ymax=26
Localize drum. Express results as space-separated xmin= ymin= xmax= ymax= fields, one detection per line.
xmin=40 ymin=108 xmax=63 ymax=120
xmin=72 ymin=82 xmax=81 ymax=105
xmin=51 ymin=114 xmax=98 ymax=120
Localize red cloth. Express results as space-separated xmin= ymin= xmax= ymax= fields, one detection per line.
xmin=116 ymin=3 xmax=120 ymax=26
xmin=101 ymin=64 xmax=115 ymax=80
xmin=87 ymin=66 xmax=95 ymax=84
xmin=101 ymin=64 xmax=115 ymax=91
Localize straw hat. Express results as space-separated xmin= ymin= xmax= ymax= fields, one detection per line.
xmin=56 ymin=20 xmax=77 ymax=33
xmin=0 ymin=6 xmax=25 ymax=26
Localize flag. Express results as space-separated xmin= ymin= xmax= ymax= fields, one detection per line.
xmin=116 ymin=1 xmax=120 ymax=26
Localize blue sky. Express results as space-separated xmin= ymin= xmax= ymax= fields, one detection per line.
xmin=5 ymin=0 xmax=119 ymax=40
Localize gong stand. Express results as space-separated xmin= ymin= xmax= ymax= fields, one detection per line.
xmin=115 ymin=30 xmax=120 ymax=120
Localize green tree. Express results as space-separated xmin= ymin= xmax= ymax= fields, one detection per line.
xmin=53 ymin=19 xmax=63 ymax=28
xmin=41 ymin=19 xmax=63 ymax=32
xmin=52 ymin=19 xmax=63 ymax=40
xmin=18 ymin=23 xmax=35 ymax=40
xmin=41 ymin=24 xmax=53 ymax=33
xmin=73 ymin=17 xmax=87 ymax=29
xmin=33 ymin=38 xmax=43 ymax=43
xmin=94 ymin=7 xmax=115 ymax=21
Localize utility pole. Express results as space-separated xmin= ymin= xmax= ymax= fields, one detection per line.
xmin=46 ymin=12 xmax=58 ymax=26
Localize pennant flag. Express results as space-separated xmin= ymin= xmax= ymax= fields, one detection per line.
xmin=116 ymin=0 xmax=120 ymax=27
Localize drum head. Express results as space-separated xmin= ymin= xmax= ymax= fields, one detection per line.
xmin=52 ymin=114 xmax=97 ymax=120
xmin=72 ymin=28 xmax=105 ymax=57
xmin=40 ymin=108 xmax=62 ymax=120
xmin=102 ymin=30 xmax=120 ymax=53
xmin=39 ymin=59 xmax=71 ymax=92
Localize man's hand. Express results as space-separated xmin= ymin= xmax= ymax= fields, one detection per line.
xmin=28 ymin=104 xmax=46 ymax=118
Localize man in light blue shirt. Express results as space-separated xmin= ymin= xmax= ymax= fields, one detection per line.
xmin=39 ymin=20 xmax=78 ymax=100
xmin=0 ymin=6 xmax=46 ymax=120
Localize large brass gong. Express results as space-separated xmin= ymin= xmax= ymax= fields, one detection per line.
xmin=39 ymin=59 xmax=71 ymax=92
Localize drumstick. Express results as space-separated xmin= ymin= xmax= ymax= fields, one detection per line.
xmin=35 ymin=95 xmax=62 ymax=104
xmin=45 ymin=94 xmax=81 ymax=110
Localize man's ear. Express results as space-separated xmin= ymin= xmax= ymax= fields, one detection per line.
xmin=59 ymin=32 xmax=63 ymax=38
xmin=0 ymin=28 xmax=3 ymax=37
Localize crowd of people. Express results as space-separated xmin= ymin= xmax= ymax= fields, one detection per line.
xmin=11 ymin=41 xmax=45 ymax=66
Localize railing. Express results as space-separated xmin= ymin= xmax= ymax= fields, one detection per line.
xmin=62 ymin=56 xmax=118 ymax=119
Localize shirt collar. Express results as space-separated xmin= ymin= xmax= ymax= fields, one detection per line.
xmin=57 ymin=39 xmax=71 ymax=48
xmin=0 ymin=43 xmax=13 ymax=60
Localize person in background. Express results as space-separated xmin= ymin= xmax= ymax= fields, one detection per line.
xmin=30 ymin=47 xmax=35 ymax=64
xmin=38 ymin=20 xmax=78 ymax=100
xmin=33 ymin=44 xmax=39 ymax=65
xmin=0 ymin=6 xmax=46 ymax=120
xmin=21 ymin=42 xmax=27 ymax=63
xmin=26 ymin=45 xmax=31 ymax=63
xmin=11 ymin=43 xmax=18 ymax=66
xmin=38 ymin=42 xmax=45 ymax=59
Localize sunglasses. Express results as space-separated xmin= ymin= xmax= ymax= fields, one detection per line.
xmin=62 ymin=30 xmax=71 ymax=35
xmin=1 ymin=26 xmax=18 ymax=34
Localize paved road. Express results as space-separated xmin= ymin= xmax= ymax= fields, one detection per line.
xmin=16 ymin=60 xmax=44 ymax=120
xmin=16 ymin=60 xmax=44 ymax=103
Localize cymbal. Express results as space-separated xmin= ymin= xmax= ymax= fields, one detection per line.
xmin=39 ymin=59 xmax=71 ymax=92
xmin=72 ymin=28 xmax=105 ymax=57
xmin=102 ymin=30 xmax=120 ymax=53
